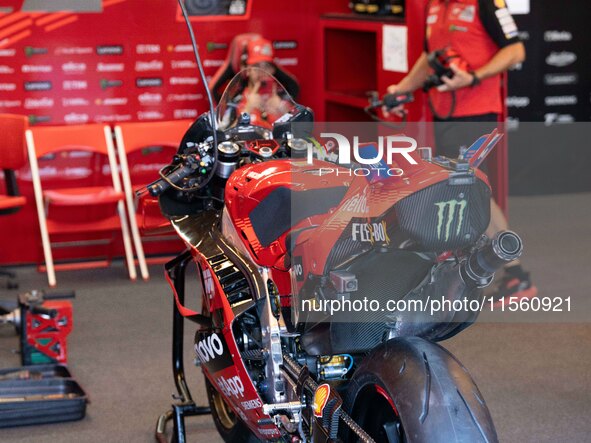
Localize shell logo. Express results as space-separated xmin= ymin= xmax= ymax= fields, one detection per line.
xmin=313 ymin=384 xmax=331 ymax=418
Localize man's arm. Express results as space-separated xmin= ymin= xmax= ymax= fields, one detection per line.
xmin=390 ymin=52 xmax=430 ymax=93
xmin=438 ymin=41 xmax=524 ymax=91
xmin=474 ymin=42 xmax=525 ymax=80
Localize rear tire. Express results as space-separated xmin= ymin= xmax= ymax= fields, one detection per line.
xmin=344 ymin=337 xmax=498 ymax=443
xmin=204 ymin=377 xmax=260 ymax=443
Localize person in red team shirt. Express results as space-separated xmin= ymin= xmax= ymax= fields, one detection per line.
xmin=386 ymin=0 xmax=537 ymax=304
xmin=236 ymin=37 xmax=291 ymax=128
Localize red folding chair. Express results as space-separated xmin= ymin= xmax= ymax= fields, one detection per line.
xmin=0 ymin=114 xmax=28 ymax=288
xmin=26 ymin=124 xmax=136 ymax=287
xmin=114 ymin=120 xmax=192 ymax=280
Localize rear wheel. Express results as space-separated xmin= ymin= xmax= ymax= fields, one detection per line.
xmin=350 ymin=382 xmax=406 ymax=443
xmin=204 ymin=377 xmax=259 ymax=443
xmin=344 ymin=337 xmax=498 ymax=443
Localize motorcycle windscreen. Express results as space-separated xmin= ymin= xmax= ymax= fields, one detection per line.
xmin=216 ymin=67 xmax=299 ymax=131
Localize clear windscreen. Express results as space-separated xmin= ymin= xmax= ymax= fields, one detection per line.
xmin=216 ymin=67 xmax=298 ymax=130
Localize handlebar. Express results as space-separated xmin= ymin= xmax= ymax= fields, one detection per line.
xmin=146 ymin=163 xmax=197 ymax=197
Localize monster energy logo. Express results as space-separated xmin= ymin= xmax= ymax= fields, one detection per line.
xmin=435 ymin=199 xmax=467 ymax=241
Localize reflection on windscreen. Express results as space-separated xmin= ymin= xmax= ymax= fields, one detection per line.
xmin=217 ymin=67 xmax=297 ymax=130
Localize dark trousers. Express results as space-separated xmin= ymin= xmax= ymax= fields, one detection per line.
xmin=433 ymin=113 xmax=499 ymax=159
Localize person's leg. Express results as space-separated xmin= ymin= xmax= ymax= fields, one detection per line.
xmin=433 ymin=115 xmax=537 ymax=304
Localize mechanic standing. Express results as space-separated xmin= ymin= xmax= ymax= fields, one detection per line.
xmin=386 ymin=0 xmax=537 ymax=304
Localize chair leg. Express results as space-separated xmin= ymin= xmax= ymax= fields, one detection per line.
xmin=117 ymin=200 xmax=137 ymax=281
xmin=27 ymin=131 xmax=56 ymax=287
xmin=114 ymin=126 xmax=149 ymax=281
xmin=129 ymin=212 xmax=150 ymax=281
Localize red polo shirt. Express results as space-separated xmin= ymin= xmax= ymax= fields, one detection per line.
xmin=425 ymin=0 xmax=521 ymax=117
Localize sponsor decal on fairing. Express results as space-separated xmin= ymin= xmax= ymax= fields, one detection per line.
xmin=435 ymin=199 xmax=467 ymax=241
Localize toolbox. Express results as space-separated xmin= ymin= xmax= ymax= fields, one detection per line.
xmin=0 ymin=364 xmax=87 ymax=428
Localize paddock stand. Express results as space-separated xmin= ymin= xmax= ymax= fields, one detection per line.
xmin=155 ymin=251 xmax=211 ymax=443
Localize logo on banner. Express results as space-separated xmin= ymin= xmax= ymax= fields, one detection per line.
xmin=64 ymin=113 xmax=89 ymax=124
xmin=171 ymin=60 xmax=197 ymax=69
xmin=273 ymin=40 xmax=298 ymax=50
xmin=206 ymin=42 xmax=228 ymax=52
xmin=96 ymin=97 xmax=128 ymax=106
xmin=136 ymin=44 xmax=160 ymax=54
xmin=275 ymin=57 xmax=298 ymax=66
xmin=0 ymin=83 xmax=16 ymax=91
xmin=136 ymin=77 xmax=163 ymax=88
xmin=100 ymin=79 xmax=123 ymax=89
xmin=24 ymin=47 xmax=48 ymax=57
xmin=62 ymin=62 xmax=87 ymax=74
xmin=167 ymin=44 xmax=193 ymax=53
xmin=546 ymin=52 xmax=577 ymax=67
xmin=135 ymin=60 xmax=163 ymax=72
xmin=203 ymin=59 xmax=224 ymax=68
xmin=435 ymin=199 xmax=467 ymax=241
xmin=166 ymin=93 xmax=202 ymax=102
xmin=544 ymin=73 xmax=578 ymax=86
xmin=138 ymin=111 xmax=164 ymax=120
xmin=97 ymin=62 xmax=124 ymax=72
xmin=25 ymin=98 xmax=54 ymax=109
xmin=544 ymin=113 xmax=575 ymax=126
xmin=0 ymin=49 xmax=16 ymax=57
xmin=0 ymin=100 xmax=21 ymax=108
xmin=506 ymin=96 xmax=530 ymax=108
xmin=96 ymin=45 xmax=124 ymax=55
xmin=137 ymin=93 xmax=162 ymax=105
xmin=22 ymin=65 xmax=52 ymax=73
xmin=63 ymin=80 xmax=87 ymax=90
xmin=0 ymin=65 xmax=14 ymax=74
xmin=544 ymin=31 xmax=573 ymax=42
xmin=62 ymin=98 xmax=90 ymax=107
xmin=170 ymin=77 xmax=199 ymax=85
xmin=544 ymin=96 xmax=578 ymax=106
xmin=94 ymin=114 xmax=132 ymax=123
xmin=28 ymin=115 xmax=51 ymax=125
xmin=55 ymin=47 xmax=92 ymax=56
xmin=174 ymin=109 xmax=198 ymax=119
xmin=24 ymin=81 xmax=52 ymax=91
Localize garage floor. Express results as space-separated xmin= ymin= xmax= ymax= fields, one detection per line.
xmin=1 ymin=193 xmax=590 ymax=443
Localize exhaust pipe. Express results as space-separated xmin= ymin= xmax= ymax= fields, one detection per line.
xmin=463 ymin=231 xmax=523 ymax=287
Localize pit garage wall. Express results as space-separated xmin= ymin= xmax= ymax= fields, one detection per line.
xmin=0 ymin=0 xmax=348 ymax=265
xmin=0 ymin=0 xmax=346 ymax=124
xmin=506 ymin=0 xmax=591 ymax=195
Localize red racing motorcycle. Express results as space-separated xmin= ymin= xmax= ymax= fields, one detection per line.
xmin=145 ymin=68 xmax=522 ymax=443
